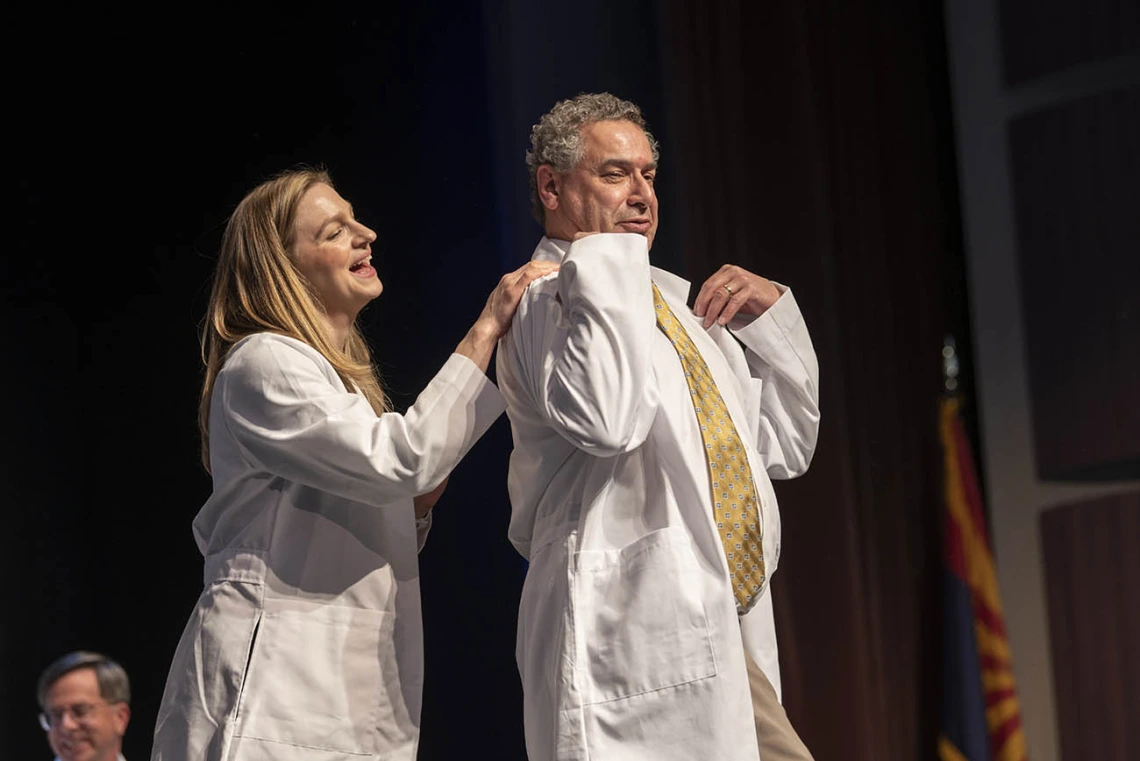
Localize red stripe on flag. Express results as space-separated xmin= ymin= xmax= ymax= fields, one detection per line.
xmin=985 ymin=687 xmax=1016 ymax=707
xmin=979 ymin=654 xmax=1010 ymax=671
xmin=989 ymin=712 xmax=1023 ymax=759
xmin=950 ymin=417 xmax=994 ymax=554
xmin=971 ymin=596 xmax=1011 ymax=638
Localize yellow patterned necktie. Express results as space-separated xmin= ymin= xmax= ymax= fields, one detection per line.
xmin=652 ymin=283 xmax=765 ymax=613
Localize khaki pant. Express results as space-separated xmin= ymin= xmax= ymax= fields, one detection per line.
xmin=745 ymin=650 xmax=815 ymax=761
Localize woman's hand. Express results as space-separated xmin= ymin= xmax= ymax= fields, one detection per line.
xmin=456 ymin=260 xmax=559 ymax=371
xmin=478 ymin=260 xmax=561 ymax=340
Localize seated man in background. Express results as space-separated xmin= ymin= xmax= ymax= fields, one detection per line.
xmin=37 ymin=651 xmax=131 ymax=761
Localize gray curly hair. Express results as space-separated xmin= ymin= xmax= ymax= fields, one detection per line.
xmin=526 ymin=92 xmax=660 ymax=224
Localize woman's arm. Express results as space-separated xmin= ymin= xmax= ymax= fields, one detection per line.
xmin=215 ymin=261 xmax=558 ymax=507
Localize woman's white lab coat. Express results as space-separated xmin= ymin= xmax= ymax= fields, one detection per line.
xmin=151 ymin=333 xmax=505 ymax=761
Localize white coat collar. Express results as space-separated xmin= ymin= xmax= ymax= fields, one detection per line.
xmin=535 ymin=236 xmax=692 ymax=306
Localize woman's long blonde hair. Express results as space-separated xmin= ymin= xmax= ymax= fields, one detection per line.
xmin=199 ymin=166 xmax=390 ymax=471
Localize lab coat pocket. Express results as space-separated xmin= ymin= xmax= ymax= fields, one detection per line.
xmin=234 ymin=602 xmax=391 ymax=756
xmin=574 ymin=527 xmax=717 ymax=705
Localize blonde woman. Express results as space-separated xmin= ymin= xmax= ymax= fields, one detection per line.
xmin=151 ymin=167 xmax=556 ymax=761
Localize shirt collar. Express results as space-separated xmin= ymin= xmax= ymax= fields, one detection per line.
xmin=534 ymin=236 xmax=692 ymax=305
xmin=533 ymin=235 xmax=569 ymax=263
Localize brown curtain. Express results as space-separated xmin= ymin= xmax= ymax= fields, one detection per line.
xmin=657 ymin=1 xmax=961 ymax=758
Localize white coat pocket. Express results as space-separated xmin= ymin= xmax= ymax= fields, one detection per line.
xmin=573 ymin=527 xmax=717 ymax=705
xmin=233 ymin=602 xmax=391 ymax=756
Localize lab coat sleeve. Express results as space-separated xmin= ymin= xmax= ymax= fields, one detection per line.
xmin=500 ymin=233 xmax=660 ymax=457
xmin=218 ymin=335 xmax=506 ymax=505
xmin=723 ymin=287 xmax=820 ymax=479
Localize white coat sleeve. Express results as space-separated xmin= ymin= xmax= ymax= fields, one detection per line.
xmin=218 ymin=335 xmax=506 ymax=505
xmin=501 ymin=234 xmax=660 ymax=457
xmin=721 ymin=287 xmax=820 ymax=479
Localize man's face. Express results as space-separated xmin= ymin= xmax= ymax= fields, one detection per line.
xmin=42 ymin=668 xmax=129 ymax=761
xmin=544 ymin=119 xmax=659 ymax=248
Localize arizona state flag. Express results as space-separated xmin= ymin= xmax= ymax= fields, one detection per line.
xmin=938 ymin=396 xmax=1028 ymax=761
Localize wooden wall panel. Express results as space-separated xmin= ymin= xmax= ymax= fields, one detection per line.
xmin=1007 ymin=86 xmax=1140 ymax=481
xmin=997 ymin=0 xmax=1139 ymax=86
xmin=1040 ymin=491 xmax=1140 ymax=761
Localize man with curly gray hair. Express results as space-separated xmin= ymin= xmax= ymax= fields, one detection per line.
xmin=497 ymin=92 xmax=820 ymax=761
xmin=524 ymin=92 xmax=660 ymax=226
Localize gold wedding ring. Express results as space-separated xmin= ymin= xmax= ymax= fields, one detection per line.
xmin=723 ymin=284 xmax=733 ymax=294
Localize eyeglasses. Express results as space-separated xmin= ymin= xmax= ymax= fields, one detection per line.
xmin=38 ymin=701 xmax=110 ymax=731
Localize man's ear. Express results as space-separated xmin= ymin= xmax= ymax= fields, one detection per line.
xmin=111 ymin=703 xmax=130 ymax=736
xmin=536 ymin=165 xmax=560 ymax=211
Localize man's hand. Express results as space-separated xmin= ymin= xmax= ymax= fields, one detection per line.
xmin=414 ymin=477 xmax=449 ymax=519
xmin=693 ymin=265 xmax=781 ymax=329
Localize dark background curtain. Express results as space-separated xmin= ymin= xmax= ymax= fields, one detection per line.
xmin=4 ymin=1 xmax=979 ymax=759
xmin=657 ymin=2 xmax=966 ymax=758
